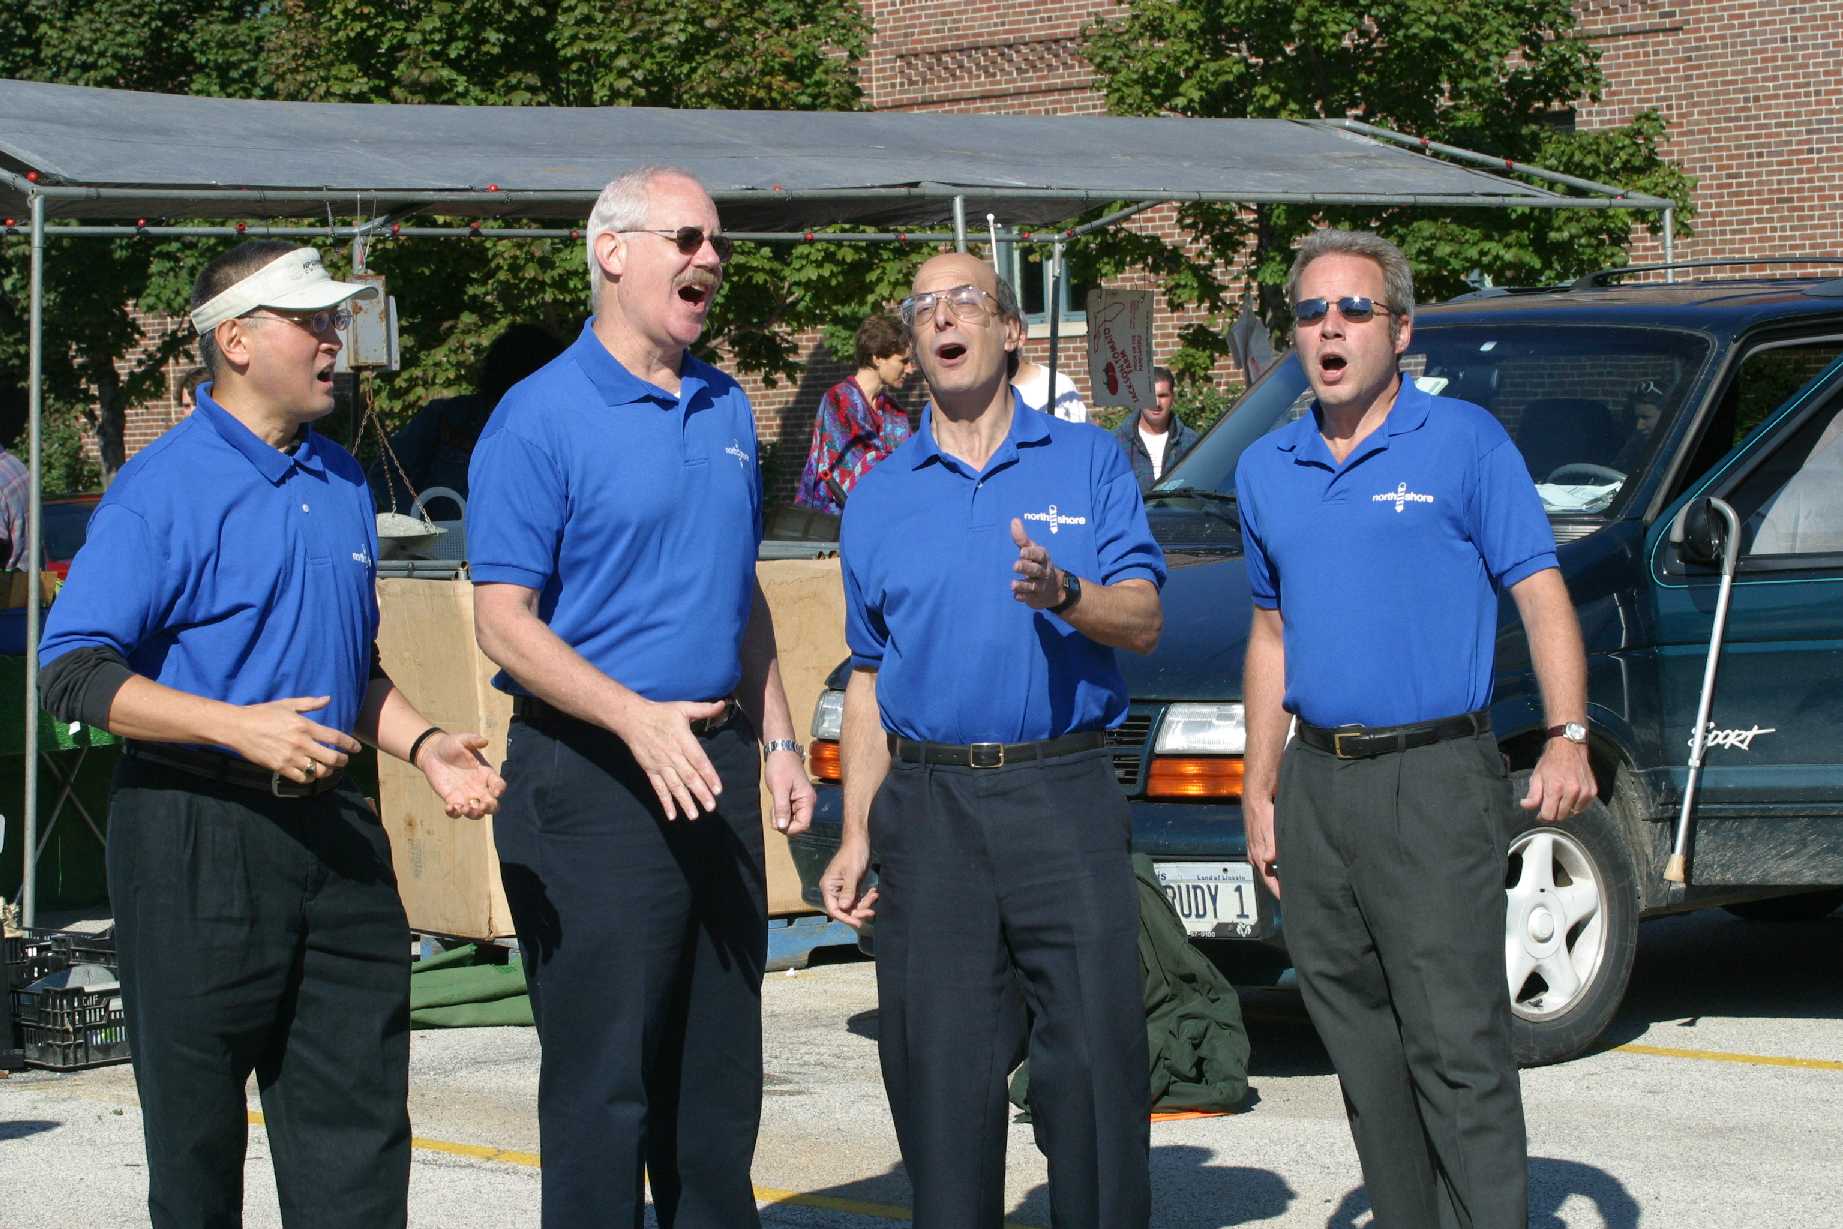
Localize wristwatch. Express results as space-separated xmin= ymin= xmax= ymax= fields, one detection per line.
xmin=762 ymin=738 xmax=803 ymax=758
xmin=1049 ymin=571 xmax=1083 ymax=615
xmin=1545 ymin=722 xmax=1588 ymax=745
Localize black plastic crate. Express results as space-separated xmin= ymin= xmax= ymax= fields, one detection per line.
xmin=11 ymin=979 xmax=130 ymax=1070
xmin=4 ymin=930 xmax=128 ymax=1071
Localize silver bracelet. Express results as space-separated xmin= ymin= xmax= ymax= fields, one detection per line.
xmin=762 ymin=738 xmax=803 ymax=757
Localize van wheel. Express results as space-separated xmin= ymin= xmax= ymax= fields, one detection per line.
xmin=1724 ymin=889 xmax=1843 ymax=923
xmin=1504 ymin=773 xmax=1640 ymax=1067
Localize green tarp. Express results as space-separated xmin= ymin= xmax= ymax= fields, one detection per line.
xmin=410 ymin=943 xmax=532 ymax=1029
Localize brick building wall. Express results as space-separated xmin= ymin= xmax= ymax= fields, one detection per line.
xmin=100 ymin=0 xmax=1843 ymax=504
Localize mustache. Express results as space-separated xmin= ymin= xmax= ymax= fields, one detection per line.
xmin=676 ymin=268 xmax=720 ymax=292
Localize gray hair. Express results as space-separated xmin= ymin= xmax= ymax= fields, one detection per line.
xmin=584 ymin=165 xmax=703 ymax=302
xmin=992 ymin=273 xmax=1024 ymax=379
xmin=1286 ymin=229 xmax=1416 ymax=334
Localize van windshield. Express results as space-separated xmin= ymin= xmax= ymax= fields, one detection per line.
xmin=1157 ymin=325 xmax=1713 ymax=531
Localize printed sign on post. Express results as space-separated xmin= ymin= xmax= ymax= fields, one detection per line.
xmin=1085 ymin=289 xmax=1156 ymax=409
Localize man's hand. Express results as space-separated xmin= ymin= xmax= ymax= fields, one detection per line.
xmin=820 ymin=837 xmax=878 ymax=929
xmin=417 ymin=731 xmax=506 ymax=820
xmin=1520 ymin=738 xmax=1596 ymax=823
xmin=228 ymin=696 xmax=363 ymax=784
xmin=611 ymin=698 xmax=727 ymax=820
xmin=764 ymin=747 xmax=815 ymax=835
xmin=1243 ymin=790 xmax=1281 ymax=899
xmin=1009 ymin=518 xmax=1064 ymax=609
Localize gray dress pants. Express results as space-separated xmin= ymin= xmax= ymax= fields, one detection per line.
xmin=1277 ymin=730 xmax=1528 ymax=1229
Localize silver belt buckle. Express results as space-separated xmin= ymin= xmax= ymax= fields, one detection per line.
xmin=968 ymin=742 xmax=1006 ymax=769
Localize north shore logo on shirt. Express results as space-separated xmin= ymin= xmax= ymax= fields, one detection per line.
xmin=725 ymin=438 xmax=751 ymax=469
xmin=1021 ymin=503 xmax=1088 ymax=534
xmin=1372 ymin=481 xmax=1436 ymax=513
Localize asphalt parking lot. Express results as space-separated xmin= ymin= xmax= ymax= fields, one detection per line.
xmin=3 ymin=904 xmax=1839 ymax=1229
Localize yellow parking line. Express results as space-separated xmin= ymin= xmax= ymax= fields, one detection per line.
xmin=1615 ymin=1043 xmax=1843 ymax=1072
xmin=247 ymin=1111 xmax=1035 ymax=1226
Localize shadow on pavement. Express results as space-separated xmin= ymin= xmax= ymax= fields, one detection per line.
xmin=1591 ymin=909 xmax=1843 ymax=1055
xmin=0 ymin=1119 xmax=61 ymax=1141
xmin=1324 ymin=1154 xmax=1641 ymax=1229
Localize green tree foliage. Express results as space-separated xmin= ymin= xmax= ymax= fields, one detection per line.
xmin=0 ymin=0 xmax=919 ymax=487
xmin=1077 ymin=0 xmax=1697 ymax=378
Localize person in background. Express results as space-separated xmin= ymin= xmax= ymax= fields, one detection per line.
xmin=0 ymin=439 xmax=28 ymax=570
xmin=1002 ymin=289 xmax=1088 ymax=423
xmin=176 ymin=366 xmax=208 ymax=418
xmin=1112 ymin=365 xmax=1201 ymax=493
xmin=369 ymin=324 xmax=566 ymax=512
xmin=793 ymin=313 xmax=914 ymax=515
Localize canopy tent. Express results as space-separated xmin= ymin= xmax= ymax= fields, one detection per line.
xmin=0 ymin=80 xmax=1675 ymax=925
xmin=0 ymin=79 xmax=1672 ymax=228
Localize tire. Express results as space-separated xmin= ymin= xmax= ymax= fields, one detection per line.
xmin=1723 ymin=889 xmax=1843 ymax=923
xmin=1504 ymin=771 xmax=1640 ymax=1067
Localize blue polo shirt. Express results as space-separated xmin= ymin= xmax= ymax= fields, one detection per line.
xmin=467 ymin=320 xmax=762 ymax=701
xmin=841 ymin=393 xmax=1165 ymax=743
xmin=1235 ymin=378 xmax=1556 ymax=729
xmin=38 ymin=387 xmax=380 ymax=740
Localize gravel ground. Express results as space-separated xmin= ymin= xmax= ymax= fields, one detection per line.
xmin=3 ymin=905 xmax=1839 ymax=1228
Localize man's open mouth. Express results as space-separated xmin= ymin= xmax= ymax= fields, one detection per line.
xmin=936 ymin=342 xmax=967 ymax=363
xmin=676 ymin=272 xmax=719 ymax=307
xmin=315 ymin=363 xmax=335 ymax=386
xmin=1319 ymin=353 xmax=1348 ymax=376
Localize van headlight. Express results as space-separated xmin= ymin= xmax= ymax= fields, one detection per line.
xmin=810 ymin=689 xmax=845 ymax=741
xmin=1153 ymin=703 xmax=1247 ymax=755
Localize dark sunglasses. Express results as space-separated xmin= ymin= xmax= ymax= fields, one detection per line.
xmin=1293 ymin=296 xmax=1394 ymax=325
xmin=621 ymin=226 xmax=733 ymax=263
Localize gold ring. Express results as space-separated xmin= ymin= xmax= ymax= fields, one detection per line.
xmin=304 ymin=760 xmax=318 ymax=778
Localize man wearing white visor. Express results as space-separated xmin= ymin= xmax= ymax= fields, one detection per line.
xmin=39 ymin=240 xmax=505 ymax=1229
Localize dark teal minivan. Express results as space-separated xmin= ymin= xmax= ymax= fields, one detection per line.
xmin=791 ymin=264 xmax=1843 ymax=1065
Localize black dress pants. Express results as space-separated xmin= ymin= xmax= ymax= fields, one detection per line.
xmin=870 ymin=745 xmax=1150 ymax=1229
xmin=495 ymin=714 xmax=767 ymax=1229
xmin=1276 ymin=731 xmax=1528 ymax=1229
xmin=107 ymin=756 xmax=411 ymax=1229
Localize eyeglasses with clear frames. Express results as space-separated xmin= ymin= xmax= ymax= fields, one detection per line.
xmin=897 ymin=284 xmax=1003 ymax=328
xmin=247 ymin=307 xmax=353 ymax=336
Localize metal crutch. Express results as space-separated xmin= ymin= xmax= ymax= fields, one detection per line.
xmin=1665 ymin=496 xmax=1742 ymax=885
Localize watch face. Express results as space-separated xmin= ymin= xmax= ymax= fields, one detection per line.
xmin=1565 ymin=722 xmax=1588 ymax=743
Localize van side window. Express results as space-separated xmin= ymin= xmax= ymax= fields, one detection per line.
xmin=1680 ymin=340 xmax=1843 ymax=495
xmin=1732 ymin=392 xmax=1843 ymax=557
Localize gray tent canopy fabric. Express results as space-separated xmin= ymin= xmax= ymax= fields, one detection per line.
xmin=0 ymin=79 xmax=1667 ymax=230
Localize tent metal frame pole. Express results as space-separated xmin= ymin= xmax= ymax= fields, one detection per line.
xmin=1046 ymin=239 xmax=1064 ymax=410
xmin=1664 ymin=208 xmax=1676 ymax=282
xmin=1331 ymin=119 xmax=1677 ymax=208
xmin=952 ymin=196 xmax=967 ymax=252
xmin=22 ymin=191 xmax=44 ymax=929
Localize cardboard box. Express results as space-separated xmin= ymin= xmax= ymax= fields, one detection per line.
xmin=374 ymin=558 xmax=847 ymax=939
xmin=2 ymin=572 xmax=60 ymax=610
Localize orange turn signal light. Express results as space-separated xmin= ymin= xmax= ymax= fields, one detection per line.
xmin=1145 ymin=756 xmax=1244 ymax=800
xmin=809 ymin=739 xmax=842 ymax=784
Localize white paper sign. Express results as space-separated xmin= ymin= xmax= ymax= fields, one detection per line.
xmin=1085 ymin=289 xmax=1156 ymax=408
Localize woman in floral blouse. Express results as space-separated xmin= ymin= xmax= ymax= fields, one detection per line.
xmin=793 ymin=313 xmax=915 ymax=515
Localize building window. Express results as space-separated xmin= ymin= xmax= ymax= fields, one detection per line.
xmin=999 ymin=242 xmax=1092 ymax=326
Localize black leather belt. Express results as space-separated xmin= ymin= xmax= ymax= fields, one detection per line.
xmin=887 ymin=730 xmax=1105 ymax=769
xmin=511 ymin=694 xmax=738 ymax=736
xmin=1296 ymin=710 xmax=1490 ymax=760
xmin=126 ymin=742 xmax=344 ymax=799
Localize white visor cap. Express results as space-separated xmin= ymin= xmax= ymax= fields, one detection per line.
xmin=189 ymin=248 xmax=380 ymax=335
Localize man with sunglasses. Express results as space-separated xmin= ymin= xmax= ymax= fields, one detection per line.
xmin=37 ymin=240 xmax=506 ymax=1228
xmin=1235 ymin=229 xmax=1595 ymax=1229
xmin=468 ymin=166 xmax=813 ymax=1229
xmin=820 ymin=251 xmax=1164 ymax=1229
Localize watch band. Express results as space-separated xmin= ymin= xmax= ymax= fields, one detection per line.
xmin=1049 ymin=571 xmax=1082 ymax=615
xmin=762 ymin=738 xmax=803 ymax=757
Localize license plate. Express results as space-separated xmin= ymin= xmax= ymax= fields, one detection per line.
xmin=1154 ymin=861 xmax=1259 ymax=938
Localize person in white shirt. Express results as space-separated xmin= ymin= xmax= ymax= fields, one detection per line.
xmin=1112 ymin=366 xmax=1200 ymax=493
